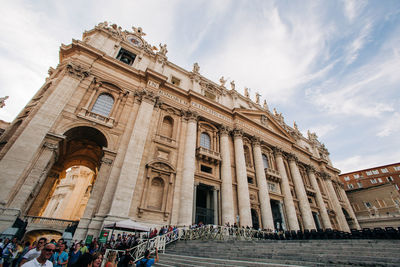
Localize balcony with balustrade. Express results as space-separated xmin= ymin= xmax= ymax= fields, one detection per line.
xmin=196 ymin=147 xmax=221 ymax=164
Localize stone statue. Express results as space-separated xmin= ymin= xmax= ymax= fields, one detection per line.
xmin=307 ymin=130 xmax=318 ymax=141
xmin=97 ymin=21 xmax=108 ymax=29
xmin=255 ymin=92 xmax=260 ymax=104
xmin=110 ymin=24 xmax=122 ymax=36
xmin=273 ymin=108 xmax=278 ymax=116
xmin=293 ymin=121 xmax=298 ymax=131
xmin=230 ymin=80 xmax=236 ymax=90
xmin=219 ymin=76 xmax=226 ymax=87
xmin=263 ymin=99 xmax=268 ymax=110
xmin=193 ymin=62 xmax=200 ymax=73
xmin=0 ymin=96 xmax=9 ymax=108
xmin=132 ymin=26 xmax=146 ymax=36
xmin=244 ymin=87 xmax=249 ymax=98
xmin=159 ymin=43 xmax=168 ymax=56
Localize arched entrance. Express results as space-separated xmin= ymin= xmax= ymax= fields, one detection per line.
xmin=26 ymin=126 xmax=107 ymax=231
xmin=24 ymin=229 xmax=62 ymax=244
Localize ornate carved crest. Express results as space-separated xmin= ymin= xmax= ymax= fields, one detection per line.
xmin=65 ymin=63 xmax=90 ymax=80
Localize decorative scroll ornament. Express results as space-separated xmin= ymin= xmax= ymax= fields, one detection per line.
xmin=66 ymin=63 xmax=90 ymax=80
xmin=101 ymin=158 xmax=113 ymax=165
xmin=182 ymin=109 xmax=199 ymax=122
xmin=305 ymin=165 xmax=316 ymax=173
xmin=272 ymin=146 xmax=284 ymax=156
xmin=286 ymin=153 xmax=298 ymax=162
xmin=251 ymin=136 xmax=261 ymax=147
xmin=43 ymin=142 xmax=58 ymax=151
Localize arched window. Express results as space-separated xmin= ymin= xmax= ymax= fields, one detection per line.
xmin=91 ymin=93 xmax=114 ymax=117
xmin=200 ymin=132 xmax=211 ymax=149
xmin=161 ymin=116 xmax=173 ymax=138
xmin=262 ymin=154 xmax=269 ymax=169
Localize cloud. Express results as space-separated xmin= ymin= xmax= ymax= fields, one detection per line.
xmin=345 ymin=21 xmax=372 ymax=64
xmin=342 ymin=0 xmax=367 ymax=22
xmin=377 ymin=112 xmax=400 ymax=137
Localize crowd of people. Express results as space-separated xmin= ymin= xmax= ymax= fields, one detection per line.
xmin=0 ymin=229 xmax=167 ymax=267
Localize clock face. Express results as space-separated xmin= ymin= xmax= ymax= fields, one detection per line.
xmin=128 ymin=36 xmax=143 ymax=47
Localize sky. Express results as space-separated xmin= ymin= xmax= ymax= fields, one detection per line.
xmin=0 ymin=0 xmax=399 ymax=173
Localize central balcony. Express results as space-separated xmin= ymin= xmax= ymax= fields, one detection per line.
xmin=264 ymin=168 xmax=281 ymax=183
xmin=196 ymin=147 xmax=221 ymax=164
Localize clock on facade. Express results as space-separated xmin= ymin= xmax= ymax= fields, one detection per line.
xmin=127 ymin=36 xmax=143 ymax=47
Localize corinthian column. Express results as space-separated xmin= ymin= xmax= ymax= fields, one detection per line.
xmin=338 ymin=183 xmax=360 ymax=230
xmin=177 ymin=111 xmax=198 ymax=226
xmin=108 ymin=89 xmax=159 ymax=219
xmin=306 ymin=166 xmax=332 ymax=229
xmin=273 ymin=148 xmax=299 ymax=231
xmin=233 ymin=129 xmax=252 ymax=227
xmin=252 ymin=137 xmax=274 ymax=230
xmin=324 ymin=174 xmax=350 ymax=232
xmin=287 ymin=154 xmax=315 ymax=230
xmin=219 ymin=126 xmax=235 ymax=225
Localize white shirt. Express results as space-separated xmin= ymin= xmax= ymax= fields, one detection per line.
xmin=23 ymin=248 xmax=41 ymax=261
xmin=21 ymin=258 xmax=53 ymax=267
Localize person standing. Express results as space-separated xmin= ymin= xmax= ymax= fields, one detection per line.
xmin=19 ymin=238 xmax=47 ymax=266
xmin=21 ymin=243 xmax=55 ymax=267
xmin=67 ymin=243 xmax=80 ymax=267
xmin=52 ymin=243 xmax=68 ymax=267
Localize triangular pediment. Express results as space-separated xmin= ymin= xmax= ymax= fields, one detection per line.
xmin=233 ymin=109 xmax=293 ymax=141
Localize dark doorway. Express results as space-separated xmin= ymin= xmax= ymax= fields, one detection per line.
xmin=271 ymin=200 xmax=283 ymax=231
xmin=195 ymin=184 xmax=214 ymax=225
xmin=312 ymin=212 xmax=322 ymax=230
xmin=251 ymin=209 xmax=260 ymax=229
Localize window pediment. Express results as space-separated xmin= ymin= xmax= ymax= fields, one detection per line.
xmin=146 ymin=160 xmax=176 ymax=173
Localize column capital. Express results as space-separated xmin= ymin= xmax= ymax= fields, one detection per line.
xmin=272 ymin=146 xmax=284 ymax=157
xmin=134 ymin=89 xmax=160 ymax=106
xmin=286 ymin=153 xmax=298 ymax=162
xmin=101 ymin=157 xmax=114 ymax=165
xmin=251 ymin=136 xmax=261 ymax=147
xmin=305 ymin=165 xmax=317 ymax=174
xmin=321 ymin=172 xmax=331 ymax=181
xmin=232 ymin=128 xmax=244 ymax=139
xmin=65 ymin=62 xmax=90 ymax=80
xmin=219 ymin=125 xmax=231 ymax=136
xmin=182 ymin=109 xmax=199 ymax=122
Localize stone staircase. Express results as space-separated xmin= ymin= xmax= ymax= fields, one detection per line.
xmin=154 ymin=239 xmax=400 ymax=266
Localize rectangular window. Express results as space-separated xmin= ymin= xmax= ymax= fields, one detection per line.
xmin=378 ymin=178 xmax=382 ymax=183
xmin=344 ymin=176 xmax=350 ymax=181
xmin=357 ymin=182 xmax=363 ymax=188
xmin=381 ymin=168 xmax=388 ymax=173
xmin=171 ymin=76 xmax=181 ymax=86
xmin=347 ymin=184 xmax=354 ymax=189
xmin=394 ymin=166 xmax=400 ymax=171
xmin=366 ymin=171 xmax=372 ymax=176
xmin=372 ymin=170 xmax=379 ymax=175
xmin=247 ymin=177 xmax=254 ymax=184
xmin=200 ymin=165 xmax=212 ymax=174
xmin=395 ymin=184 xmax=399 ymax=190
xmin=387 ymin=176 xmax=394 ymax=182
xmin=353 ymin=174 xmax=360 ymax=178
xmin=364 ymin=202 xmax=372 ymax=208
xmin=268 ymin=182 xmax=276 ymax=192
xmin=116 ymin=48 xmax=136 ymax=65
xmin=370 ymin=179 xmax=377 ymax=184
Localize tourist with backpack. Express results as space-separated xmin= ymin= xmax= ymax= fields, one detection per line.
xmin=135 ymin=249 xmax=158 ymax=267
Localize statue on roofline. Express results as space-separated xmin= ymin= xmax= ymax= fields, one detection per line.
xmin=159 ymin=43 xmax=168 ymax=56
xmin=230 ymin=80 xmax=236 ymax=91
xmin=219 ymin=76 xmax=226 ymax=87
xmin=0 ymin=96 xmax=9 ymax=108
xmin=244 ymin=87 xmax=249 ymax=98
xmin=255 ymin=92 xmax=260 ymax=104
xmin=193 ymin=62 xmax=200 ymax=74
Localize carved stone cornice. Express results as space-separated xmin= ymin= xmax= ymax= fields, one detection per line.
xmin=65 ymin=63 xmax=90 ymax=80
xmin=182 ymin=110 xmax=199 ymax=122
xmin=134 ymin=89 xmax=160 ymax=106
xmin=232 ymin=128 xmax=244 ymax=139
xmin=251 ymin=136 xmax=261 ymax=147
xmin=219 ymin=125 xmax=231 ymax=136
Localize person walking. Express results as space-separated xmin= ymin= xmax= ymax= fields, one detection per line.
xmin=19 ymin=238 xmax=47 ymax=266
xmin=52 ymin=243 xmax=68 ymax=267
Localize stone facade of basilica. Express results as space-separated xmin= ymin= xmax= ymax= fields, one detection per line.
xmin=0 ymin=22 xmax=360 ymax=240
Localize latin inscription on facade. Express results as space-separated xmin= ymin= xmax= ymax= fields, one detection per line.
xmin=191 ymin=101 xmax=232 ymax=123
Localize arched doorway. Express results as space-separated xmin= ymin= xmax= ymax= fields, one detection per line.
xmin=26 ymin=126 xmax=107 ymax=224
xmin=24 ymin=229 xmax=62 ymax=244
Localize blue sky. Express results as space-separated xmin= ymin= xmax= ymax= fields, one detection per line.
xmin=0 ymin=0 xmax=399 ymax=173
